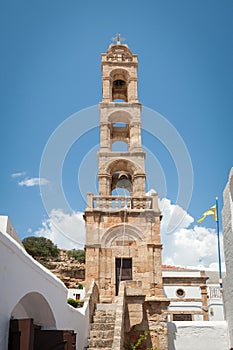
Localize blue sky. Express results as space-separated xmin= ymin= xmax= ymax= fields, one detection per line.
xmin=1 ymin=1 xmax=233 ymax=267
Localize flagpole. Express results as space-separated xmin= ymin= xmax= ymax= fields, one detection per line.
xmin=215 ymin=197 xmax=222 ymax=289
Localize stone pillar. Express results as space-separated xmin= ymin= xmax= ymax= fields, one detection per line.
xmin=129 ymin=122 xmax=141 ymax=151
xmin=99 ymin=248 xmax=113 ymax=303
xmin=100 ymin=122 xmax=110 ymax=151
xmin=200 ymin=284 xmax=209 ymax=321
xmin=128 ymin=78 xmax=138 ymax=102
xmin=102 ymin=77 xmax=111 ymax=102
xmin=85 ymin=246 xmax=100 ymax=291
xmin=86 ymin=192 xmax=93 ymax=209
xmin=133 ymin=174 xmax=146 ymax=195
xmin=151 ymin=192 xmax=159 ymax=211
xmin=98 ymin=174 xmax=111 ymax=195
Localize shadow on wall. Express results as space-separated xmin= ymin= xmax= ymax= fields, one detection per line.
xmin=167 ymin=322 xmax=177 ymax=350
xmin=11 ymin=292 xmax=56 ymax=329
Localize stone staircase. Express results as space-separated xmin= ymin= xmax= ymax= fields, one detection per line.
xmin=88 ymin=303 xmax=116 ymax=350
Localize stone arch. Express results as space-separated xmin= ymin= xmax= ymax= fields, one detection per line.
xmin=11 ymin=292 xmax=56 ymax=328
xmin=102 ymin=224 xmax=143 ymax=247
xmin=108 ymin=110 xmax=132 ymax=124
xmin=108 ymin=110 xmax=132 ymax=152
xmin=104 ymin=158 xmax=144 ymax=177
xmin=99 ymin=158 xmax=146 ymax=195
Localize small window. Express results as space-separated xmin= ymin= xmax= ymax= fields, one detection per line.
xmin=173 ymin=314 xmax=192 ymax=321
xmin=176 ymin=288 xmax=185 ymax=298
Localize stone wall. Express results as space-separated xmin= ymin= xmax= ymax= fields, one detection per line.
xmin=123 ymin=281 xmax=169 ymax=350
xmin=34 ymin=249 xmax=85 ymax=289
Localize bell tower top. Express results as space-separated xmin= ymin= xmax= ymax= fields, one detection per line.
xmin=111 ymin=33 xmax=125 ymax=45
xmin=101 ymin=35 xmax=139 ymax=103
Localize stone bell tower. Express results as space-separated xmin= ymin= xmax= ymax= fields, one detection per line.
xmin=84 ymin=37 xmax=167 ymax=307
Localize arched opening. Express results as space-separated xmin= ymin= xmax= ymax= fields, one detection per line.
xmin=99 ymin=159 xmax=146 ymax=196
xmin=9 ymin=292 xmax=77 ymax=349
xmin=110 ymin=69 xmax=129 ymax=102
xmin=112 ymin=141 xmax=128 ymax=152
xmin=112 ymin=188 xmax=131 ymax=196
xmin=110 ymin=116 xmax=130 ymax=150
xmin=111 ymin=170 xmax=132 ymax=194
xmin=113 ymin=122 xmax=127 ymax=127
xmin=11 ymin=292 xmax=56 ymax=328
xmin=112 ymin=79 xmax=127 ymax=101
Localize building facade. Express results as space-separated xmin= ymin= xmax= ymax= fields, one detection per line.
xmin=162 ymin=266 xmax=209 ymax=322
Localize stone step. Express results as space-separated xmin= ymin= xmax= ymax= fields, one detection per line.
xmin=91 ymin=322 xmax=115 ymax=331
xmin=88 ymin=348 xmax=111 ymax=350
xmin=93 ymin=315 xmax=115 ymax=323
xmin=88 ymin=338 xmax=113 ymax=348
xmin=89 ymin=330 xmax=114 ymax=339
xmin=95 ymin=310 xmax=115 ymax=317
xmin=96 ymin=303 xmax=117 ymax=311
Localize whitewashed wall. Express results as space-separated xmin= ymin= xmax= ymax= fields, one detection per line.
xmin=0 ymin=220 xmax=90 ymax=350
xmin=164 ymin=285 xmax=201 ymax=299
xmin=168 ymin=321 xmax=229 ymax=350
xmin=68 ymin=288 xmax=86 ymax=300
xmin=222 ymin=167 xmax=233 ymax=349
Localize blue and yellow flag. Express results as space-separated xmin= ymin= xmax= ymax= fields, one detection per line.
xmin=197 ymin=205 xmax=217 ymax=223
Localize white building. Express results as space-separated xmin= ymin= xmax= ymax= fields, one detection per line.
xmin=68 ymin=288 xmax=85 ymax=301
xmin=163 ymin=266 xmax=224 ymax=322
xmin=0 ymin=215 xmax=90 ymax=350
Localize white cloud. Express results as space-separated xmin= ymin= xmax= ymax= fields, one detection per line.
xmin=159 ymin=198 xmax=194 ymax=234
xmin=11 ymin=171 xmax=26 ymax=178
xmin=159 ymin=197 xmax=225 ymax=270
xmin=31 ymin=194 xmax=225 ymax=270
xmin=35 ymin=209 xmax=85 ymax=249
xmin=18 ymin=177 xmax=49 ymax=187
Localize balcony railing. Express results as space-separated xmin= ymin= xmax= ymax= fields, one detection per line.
xmin=208 ymin=286 xmax=222 ymax=299
xmin=86 ymin=193 xmax=159 ymax=211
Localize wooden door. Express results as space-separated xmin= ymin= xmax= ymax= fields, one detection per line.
xmin=115 ymin=258 xmax=132 ymax=295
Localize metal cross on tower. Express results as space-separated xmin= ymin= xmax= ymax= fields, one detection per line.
xmin=111 ymin=33 xmax=125 ymax=45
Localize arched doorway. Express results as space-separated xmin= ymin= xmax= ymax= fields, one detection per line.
xmin=11 ymin=292 xmax=56 ymax=329
xmin=8 ymin=292 xmax=76 ymax=350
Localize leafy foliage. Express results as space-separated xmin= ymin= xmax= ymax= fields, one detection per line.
xmin=67 ymin=298 xmax=79 ymax=308
xmin=67 ymin=249 xmax=85 ymax=263
xmin=124 ymin=331 xmax=159 ymax=350
xmin=22 ymin=236 xmax=59 ymax=258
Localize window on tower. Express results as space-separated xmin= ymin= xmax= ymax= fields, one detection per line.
xmin=112 ymin=77 xmax=128 ymax=101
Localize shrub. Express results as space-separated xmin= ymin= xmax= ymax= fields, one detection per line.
xmin=67 ymin=298 xmax=79 ymax=308
xmin=67 ymin=249 xmax=85 ymax=263
xmin=22 ymin=236 xmax=59 ymax=258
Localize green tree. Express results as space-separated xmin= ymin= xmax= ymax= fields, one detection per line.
xmin=22 ymin=236 xmax=59 ymax=258
xmin=67 ymin=249 xmax=85 ymax=263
